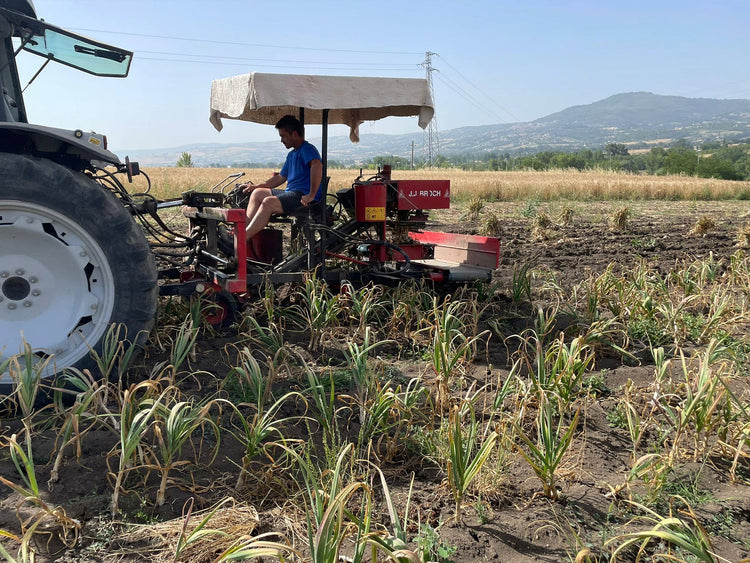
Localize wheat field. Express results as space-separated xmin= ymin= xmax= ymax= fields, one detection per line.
xmin=127 ymin=166 xmax=750 ymax=202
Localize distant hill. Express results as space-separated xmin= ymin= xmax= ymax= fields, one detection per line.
xmin=123 ymin=92 xmax=750 ymax=167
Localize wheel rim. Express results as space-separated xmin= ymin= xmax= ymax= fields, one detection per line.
xmin=1 ymin=200 xmax=116 ymax=382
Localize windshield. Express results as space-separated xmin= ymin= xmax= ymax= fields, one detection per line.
xmin=3 ymin=8 xmax=132 ymax=77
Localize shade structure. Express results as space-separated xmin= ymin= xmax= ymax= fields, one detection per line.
xmin=209 ymin=72 xmax=434 ymax=142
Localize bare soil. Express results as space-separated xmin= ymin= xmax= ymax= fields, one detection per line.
xmin=1 ymin=200 xmax=749 ymax=562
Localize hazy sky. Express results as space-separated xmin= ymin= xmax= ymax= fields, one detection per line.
xmin=15 ymin=0 xmax=750 ymax=154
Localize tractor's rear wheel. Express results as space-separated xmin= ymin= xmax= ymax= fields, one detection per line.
xmin=0 ymin=153 xmax=158 ymax=397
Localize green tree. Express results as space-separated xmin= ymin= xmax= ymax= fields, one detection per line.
xmin=176 ymin=152 xmax=194 ymax=168
xmin=369 ymin=155 xmax=411 ymax=169
xmin=645 ymin=147 xmax=666 ymax=174
xmin=697 ymin=156 xmax=743 ymax=180
xmin=605 ymin=142 xmax=629 ymax=156
xmin=663 ymin=147 xmax=697 ymax=175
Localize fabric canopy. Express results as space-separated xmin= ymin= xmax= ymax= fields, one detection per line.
xmin=209 ymin=72 xmax=434 ymax=142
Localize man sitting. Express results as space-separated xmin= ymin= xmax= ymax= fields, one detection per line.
xmin=240 ymin=115 xmax=323 ymax=243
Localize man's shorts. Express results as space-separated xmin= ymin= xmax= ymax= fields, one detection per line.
xmin=271 ymin=188 xmax=303 ymax=214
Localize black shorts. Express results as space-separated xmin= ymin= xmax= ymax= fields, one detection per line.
xmin=271 ymin=189 xmax=304 ymax=214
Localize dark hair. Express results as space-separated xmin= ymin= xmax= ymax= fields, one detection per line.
xmin=275 ymin=114 xmax=304 ymax=137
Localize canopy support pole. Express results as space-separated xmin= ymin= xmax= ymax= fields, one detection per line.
xmin=317 ymin=109 xmax=329 ymax=276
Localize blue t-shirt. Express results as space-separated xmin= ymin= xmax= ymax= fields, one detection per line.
xmin=280 ymin=141 xmax=323 ymax=201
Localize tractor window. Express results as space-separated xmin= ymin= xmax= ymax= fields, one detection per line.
xmin=21 ymin=24 xmax=132 ymax=77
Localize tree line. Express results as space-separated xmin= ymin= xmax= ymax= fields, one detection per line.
xmin=186 ymin=140 xmax=750 ymax=181
xmin=445 ymin=140 xmax=750 ymax=180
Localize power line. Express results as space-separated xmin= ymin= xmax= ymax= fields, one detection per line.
xmin=436 ymin=54 xmax=521 ymax=122
xmin=434 ymin=72 xmax=505 ymax=123
xmin=137 ymin=49 xmax=418 ymax=68
xmin=71 ymin=28 xmax=423 ymax=56
xmin=136 ymin=56 xmax=419 ymax=73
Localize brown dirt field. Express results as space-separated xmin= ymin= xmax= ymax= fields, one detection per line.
xmin=1 ymin=199 xmax=749 ymax=562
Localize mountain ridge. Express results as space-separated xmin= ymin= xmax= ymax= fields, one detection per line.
xmin=123 ymin=92 xmax=750 ymax=166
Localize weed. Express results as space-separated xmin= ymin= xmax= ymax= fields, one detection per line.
xmin=521 ymin=196 xmax=542 ymax=218
xmin=630 ymin=236 xmax=656 ymax=251
xmin=475 ymin=499 xmax=491 ymax=524
xmin=661 ymin=471 xmax=714 ymax=507
xmin=583 ymin=373 xmax=609 ymax=397
xmin=415 ymin=523 xmax=457 ymax=563
xmin=606 ymin=404 xmax=628 ymax=429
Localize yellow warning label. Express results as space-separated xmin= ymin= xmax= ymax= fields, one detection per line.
xmin=364 ymin=206 xmax=385 ymax=221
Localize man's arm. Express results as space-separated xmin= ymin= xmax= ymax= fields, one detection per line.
xmin=242 ymin=173 xmax=286 ymax=193
xmin=300 ymin=159 xmax=323 ymax=206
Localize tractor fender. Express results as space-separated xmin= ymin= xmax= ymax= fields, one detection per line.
xmin=0 ymin=122 xmax=121 ymax=166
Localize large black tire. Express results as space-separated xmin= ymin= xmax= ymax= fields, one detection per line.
xmin=0 ymin=152 xmax=158 ymax=397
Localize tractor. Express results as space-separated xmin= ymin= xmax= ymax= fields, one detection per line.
xmin=0 ymin=0 xmax=157 ymax=396
xmin=0 ymin=2 xmax=499 ymax=395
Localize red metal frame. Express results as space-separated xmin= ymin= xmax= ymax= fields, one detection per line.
xmin=201 ymin=207 xmax=248 ymax=293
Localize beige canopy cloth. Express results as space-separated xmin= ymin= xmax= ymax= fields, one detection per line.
xmin=209 ymin=72 xmax=434 ymax=142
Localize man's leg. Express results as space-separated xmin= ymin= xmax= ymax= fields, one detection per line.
xmin=245 ymin=188 xmax=272 ymax=225
xmin=246 ymin=191 xmax=284 ymax=241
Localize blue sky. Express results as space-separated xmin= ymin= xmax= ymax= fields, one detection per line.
xmin=16 ymin=0 xmax=750 ymax=154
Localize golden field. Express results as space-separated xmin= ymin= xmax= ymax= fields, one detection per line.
xmin=129 ymin=167 xmax=750 ymax=202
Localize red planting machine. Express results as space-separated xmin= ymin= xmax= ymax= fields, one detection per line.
xmin=155 ymin=73 xmax=500 ymax=321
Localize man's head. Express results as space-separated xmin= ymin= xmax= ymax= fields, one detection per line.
xmin=275 ymin=115 xmax=304 ymax=149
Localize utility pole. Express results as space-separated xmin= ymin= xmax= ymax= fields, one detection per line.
xmin=421 ymin=51 xmax=439 ymax=168
xmin=411 ymin=140 xmax=415 ymax=170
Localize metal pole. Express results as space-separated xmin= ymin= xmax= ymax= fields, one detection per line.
xmin=318 ymin=109 xmax=329 ymax=277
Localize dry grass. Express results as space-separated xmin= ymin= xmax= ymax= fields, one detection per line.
xmin=738 ymin=222 xmax=750 ymax=248
xmin=691 ymin=216 xmax=716 ymax=236
xmin=609 ymin=206 xmax=631 ymax=231
xmin=479 ymin=211 xmax=502 ymax=237
xmin=128 ymin=167 xmax=750 ymax=203
xmin=558 ymin=205 xmax=575 ymax=227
